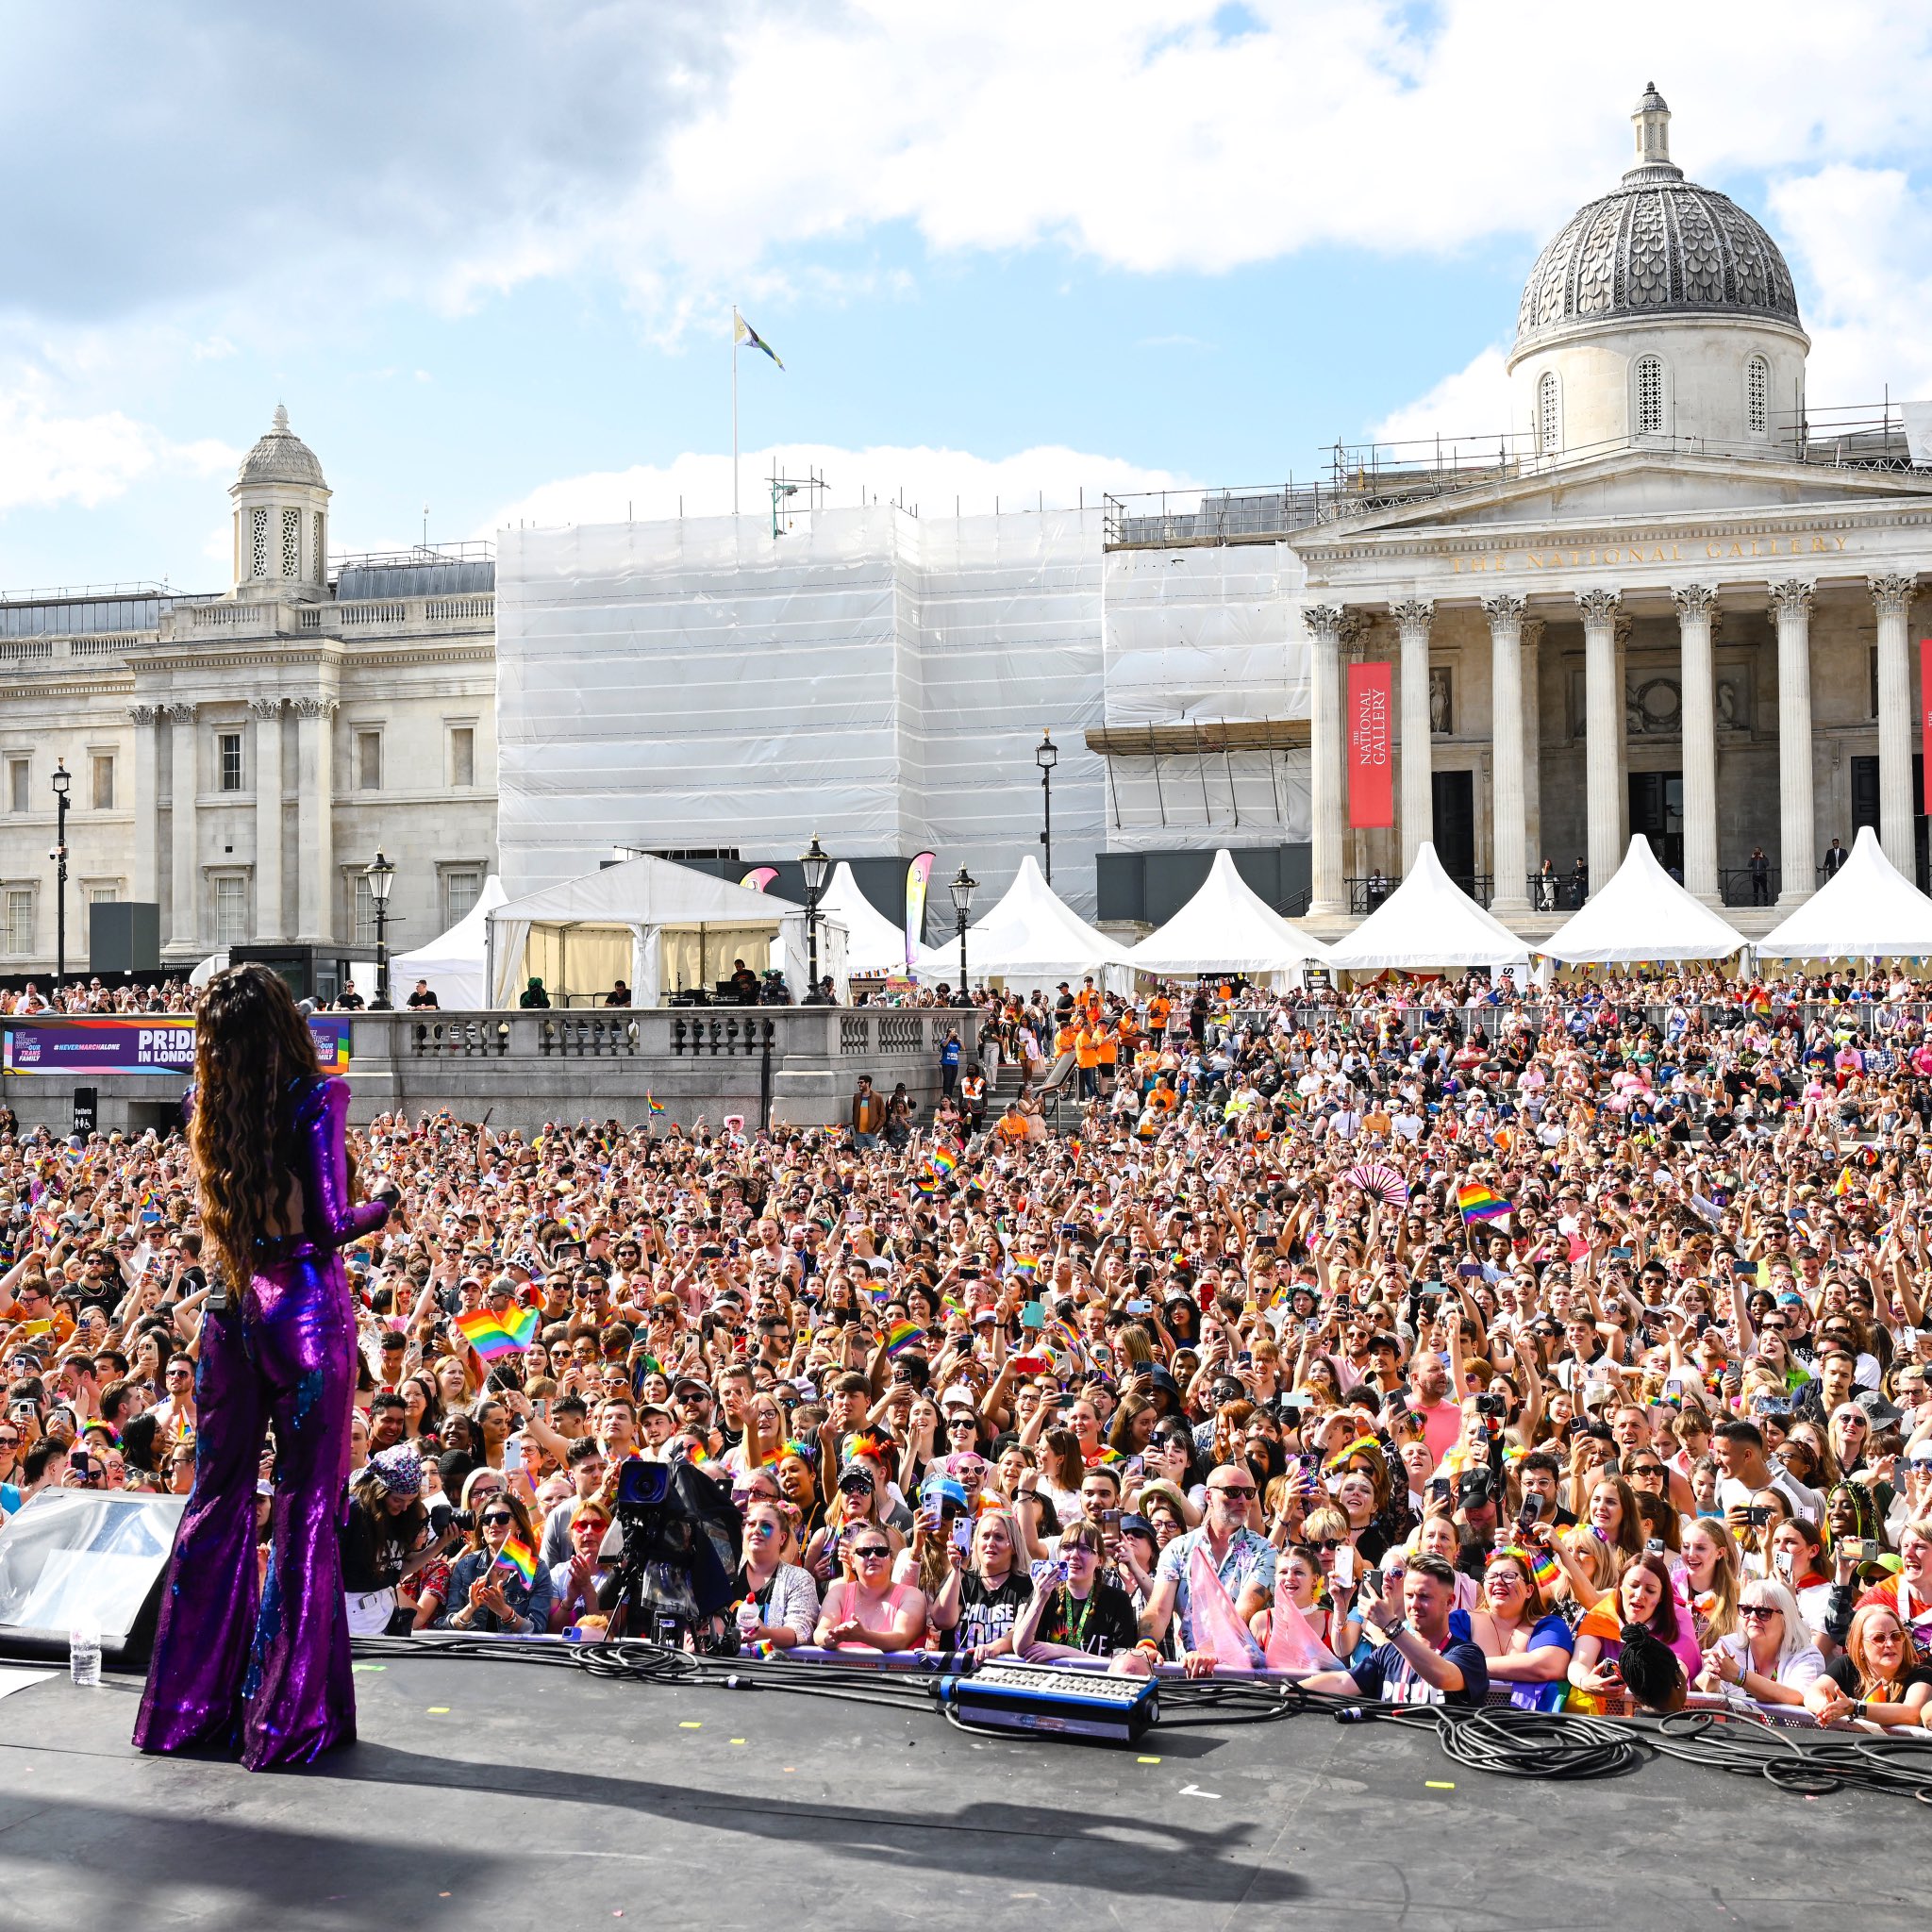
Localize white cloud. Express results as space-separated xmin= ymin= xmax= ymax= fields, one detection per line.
xmin=0 ymin=379 xmax=238 ymax=514
xmin=482 ymin=441 xmax=1194 ymax=532
xmin=1371 ymin=345 xmax=1515 ymax=448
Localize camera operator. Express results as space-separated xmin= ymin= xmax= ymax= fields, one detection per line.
xmin=340 ymin=1445 xmax=454 ymax=1636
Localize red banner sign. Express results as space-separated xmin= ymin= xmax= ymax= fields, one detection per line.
xmin=1922 ymin=639 xmax=1932 ymax=816
xmin=1346 ymin=660 xmax=1394 ymax=828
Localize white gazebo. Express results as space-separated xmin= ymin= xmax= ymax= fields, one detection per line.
xmin=912 ymin=856 xmax=1137 ymax=991
xmin=391 ymin=874 xmax=508 ymax=1009
xmin=1758 ymin=826 xmax=1932 ymax=959
xmin=1540 ymin=837 xmax=1747 ymax=964
xmin=1132 ymin=849 xmax=1330 ymax=985
xmin=1326 ymin=843 xmax=1533 ymax=976
xmin=486 ymin=856 xmax=843 ymax=1007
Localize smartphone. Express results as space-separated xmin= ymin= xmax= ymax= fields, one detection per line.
xmin=502 ymin=1437 xmax=524 ymax=1476
xmin=1021 ymin=1302 xmax=1045 ymax=1329
xmin=1645 ymin=1537 xmax=1665 ymax=1556
xmin=1745 ymin=1505 xmax=1772 ymax=1527
xmin=1009 ymin=1354 xmax=1049 ymax=1374
xmin=1846 ymin=1537 xmax=1876 ymax=1562
xmin=1332 ymin=1544 xmax=1357 ymax=1589
xmin=952 ymin=1518 xmax=972 ymax=1554
xmin=1427 ymin=1477 xmax=1452 ymax=1505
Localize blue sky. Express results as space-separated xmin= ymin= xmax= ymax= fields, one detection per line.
xmin=4 ymin=0 xmax=1932 ymax=591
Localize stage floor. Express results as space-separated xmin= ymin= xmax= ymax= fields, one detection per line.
xmin=0 ymin=1656 xmax=1915 ymax=1932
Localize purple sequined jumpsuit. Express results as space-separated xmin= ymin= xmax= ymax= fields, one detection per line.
xmin=134 ymin=1074 xmax=389 ymax=1769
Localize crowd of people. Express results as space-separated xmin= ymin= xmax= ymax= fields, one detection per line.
xmin=4 ymin=965 xmax=1932 ymax=1726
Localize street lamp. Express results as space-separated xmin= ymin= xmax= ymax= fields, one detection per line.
xmin=50 ymin=761 xmax=71 ymax=994
xmin=1036 ymin=728 xmax=1058 ymax=885
xmin=949 ymin=864 xmax=977 ymax=1005
xmin=800 ymin=834 xmax=831 ymax=1003
xmin=363 ymin=849 xmax=396 ymax=1009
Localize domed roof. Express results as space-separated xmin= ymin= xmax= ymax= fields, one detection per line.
xmin=234 ymin=404 xmax=326 ymax=489
xmin=1513 ymin=87 xmax=1801 ymax=354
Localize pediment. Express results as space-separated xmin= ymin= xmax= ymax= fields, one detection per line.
xmin=1296 ymin=448 xmax=1932 ymax=548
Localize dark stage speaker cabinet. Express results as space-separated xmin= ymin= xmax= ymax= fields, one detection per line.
xmin=90 ymin=901 xmax=162 ymax=977
xmin=0 ymin=1491 xmax=184 ymax=1667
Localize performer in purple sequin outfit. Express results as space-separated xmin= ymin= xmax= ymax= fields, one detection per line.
xmin=134 ymin=964 xmax=395 ymax=1769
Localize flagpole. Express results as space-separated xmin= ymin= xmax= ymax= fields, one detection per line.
xmin=731 ymin=303 xmax=740 ymax=519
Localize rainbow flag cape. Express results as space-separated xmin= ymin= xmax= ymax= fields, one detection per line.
xmin=494 ymin=1534 xmax=539 ymax=1589
xmin=884 ymin=1320 xmax=922 ymax=1357
xmin=1457 ymin=1183 xmax=1512 ymax=1224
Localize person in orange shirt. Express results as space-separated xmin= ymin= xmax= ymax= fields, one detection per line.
xmin=1074 ymin=1024 xmax=1101 ymax=1100
xmin=1146 ymin=991 xmax=1172 ymax=1037
xmin=995 ymin=1103 xmax=1029 ymax=1144
xmin=1096 ymin=1017 xmax=1119 ymax=1096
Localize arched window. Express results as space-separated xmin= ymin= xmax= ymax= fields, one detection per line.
xmin=281 ymin=507 xmax=300 ymax=578
xmin=1537 ymin=370 xmax=1561 ymax=456
xmin=1634 ymin=355 xmax=1665 ymax=437
xmin=1746 ymin=354 xmax=1770 ymax=436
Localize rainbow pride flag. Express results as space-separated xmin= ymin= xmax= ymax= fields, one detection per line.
xmin=1457 ymin=1183 xmax=1512 ymax=1224
xmin=647 ymin=1094 xmax=666 ymax=1118
xmin=1529 ymin=1547 xmax=1561 ymax=1591
xmin=884 ymin=1320 xmax=922 ymax=1357
xmin=455 ymin=1309 xmax=532 ymax=1359
xmin=495 ymin=1533 xmax=539 ymax=1589
xmin=930 ymin=1143 xmax=958 ymax=1176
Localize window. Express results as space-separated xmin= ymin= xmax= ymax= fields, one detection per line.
xmin=281 ymin=507 xmax=300 ymax=578
xmin=218 ymin=732 xmax=243 ymax=792
xmin=7 ymin=756 xmax=27 ymax=814
xmin=1746 ymin=354 xmax=1770 ymax=436
xmin=352 ymin=872 xmax=378 ymax=944
xmin=449 ymin=724 xmax=475 ymax=789
xmin=250 ymin=506 xmax=269 ymax=578
xmin=443 ymin=868 xmax=483 ymax=928
xmin=313 ymin=511 xmax=325 ymax=583
xmin=91 ymin=754 xmax=114 ymax=810
xmin=4 ymin=889 xmax=32 ymax=956
xmin=1537 ymin=371 xmax=1561 ymax=456
xmin=1635 ymin=355 xmax=1665 ymax=436
xmin=213 ymin=875 xmax=249 ymax=944
xmin=84 ymin=884 xmax=118 ymax=948
xmin=357 ymin=728 xmax=383 ymax=791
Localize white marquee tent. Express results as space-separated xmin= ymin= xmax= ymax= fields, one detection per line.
xmin=391 ymin=874 xmax=508 ymax=1009
xmin=819 ymin=862 xmax=910 ymax=978
xmin=1540 ymin=836 xmax=1747 ymax=963
xmin=486 ymin=855 xmax=844 ymax=1007
xmin=1131 ymin=849 xmax=1331 ymax=983
xmin=913 ymin=855 xmax=1137 ymax=991
xmin=1757 ymin=825 xmax=1932 ymax=958
xmin=1326 ymin=842 xmax=1534 ymax=976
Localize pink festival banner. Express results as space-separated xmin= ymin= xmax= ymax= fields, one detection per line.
xmin=1346 ymin=660 xmax=1394 ymax=829
xmin=905 ymin=852 xmax=935 ymax=970
xmin=740 ymin=866 xmax=779 ymax=892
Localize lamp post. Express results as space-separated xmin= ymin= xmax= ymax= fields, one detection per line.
xmin=1036 ymin=728 xmax=1058 ymax=884
xmin=363 ymin=850 xmax=396 ymax=1009
xmin=949 ymin=864 xmax=976 ymax=1005
xmin=800 ymin=834 xmax=831 ymax=1003
xmin=50 ymin=760 xmax=70 ymax=994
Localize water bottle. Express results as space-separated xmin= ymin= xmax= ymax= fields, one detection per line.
xmin=69 ymin=1619 xmax=101 ymax=1688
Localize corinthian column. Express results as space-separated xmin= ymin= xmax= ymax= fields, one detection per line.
xmin=1391 ymin=598 xmax=1434 ymax=873
xmin=1521 ymin=616 xmax=1544 ymax=873
xmin=1768 ymin=579 xmax=1816 ymax=907
xmin=294 ymin=695 xmax=338 ymax=941
xmin=252 ymin=698 xmax=285 ymax=941
xmin=128 ymin=706 xmax=159 ymax=908
xmin=1870 ymin=573 xmax=1917 ymax=876
xmin=1482 ymin=593 xmax=1529 ymax=914
xmin=1575 ymin=588 xmax=1624 ymax=893
xmin=1305 ymin=605 xmax=1345 ymax=916
xmin=1673 ymin=584 xmax=1721 ymax=905
xmin=165 ymin=703 xmax=198 ymax=953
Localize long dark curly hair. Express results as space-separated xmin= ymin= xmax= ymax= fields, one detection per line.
xmin=191 ymin=963 xmax=331 ymax=1294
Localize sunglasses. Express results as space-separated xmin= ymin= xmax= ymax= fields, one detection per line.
xmin=1211 ymin=1484 xmax=1256 ymax=1499
xmin=1309 ymin=1538 xmax=1345 ymax=1552
xmin=1738 ymin=1604 xmax=1781 ymax=1622
xmin=851 ymin=1545 xmax=891 ymax=1560
xmin=481 ymin=1510 xmax=515 ymax=1526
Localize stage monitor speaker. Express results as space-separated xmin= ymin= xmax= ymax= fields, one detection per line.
xmin=90 ymin=900 xmax=162 ymax=976
xmin=0 ymin=1490 xmax=183 ymax=1667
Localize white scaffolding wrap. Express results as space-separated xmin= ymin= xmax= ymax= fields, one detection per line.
xmin=495 ymin=507 xmax=1112 ymax=914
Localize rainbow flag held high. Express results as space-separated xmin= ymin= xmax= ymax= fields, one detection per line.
xmin=884 ymin=1320 xmax=922 ymax=1357
xmin=1009 ymin=1253 xmax=1038 ymax=1276
xmin=494 ymin=1534 xmax=539 ymax=1589
xmin=930 ymin=1143 xmax=958 ymax=1176
xmin=455 ymin=1309 xmax=533 ymax=1360
xmin=500 ymin=1303 xmax=540 ymax=1349
xmin=1457 ymin=1183 xmax=1512 ymax=1224
xmin=647 ymin=1094 xmax=666 ymax=1118
xmin=1833 ymin=1166 xmax=1854 ymax=1198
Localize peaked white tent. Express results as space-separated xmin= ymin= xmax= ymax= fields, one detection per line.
xmin=1132 ymin=849 xmax=1331 ymax=983
xmin=912 ymin=856 xmax=1137 ymax=991
xmin=1541 ymin=836 xmax=1746 ymax=963
xmin=486 ymin=856 xmax=844 ymax=1007
xmin=1326 ymin=842 xmax=1533 ymax=975
xmin=391 ymin=874 xmax=508 ymax=1009
xmin=819 ymin=862 xmax=909 ymax=978
xmin=1758 ymin=825 xmax=1932 ymax=958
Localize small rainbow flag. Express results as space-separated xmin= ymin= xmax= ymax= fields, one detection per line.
xmin=1833 ymin=1166 xmax=1853 ymax=1197
xmin=455 ymin=1310 xmax=527 ymax=1360
xmin=884 ymin=1320 xmax=922 ymax=1357
xmin=1010 ymin=1254 xmax=1038 ymax=1275
xmin=1530 ymin=1547 xmax=1561 ymax=1591
xmin=647 ymin=1094 xmax=666 ymax=1118
xmin=930 ymin=1144 xmax=958 ymax=1176
xmin=1457 ymin=1183 xmax=1512 ymax=1224
xmin=501 ymin=1304 xmax=540 ymax=1349
xmin=494 ymin=1534 xmax=539 ymax=1589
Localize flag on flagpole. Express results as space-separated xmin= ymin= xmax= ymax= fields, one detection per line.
xmin=734 ymin=313 xmax=783 ymax=368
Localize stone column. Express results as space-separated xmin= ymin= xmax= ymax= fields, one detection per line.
xmin=1521 ymin=616 xmax=1544 ymax=874
xmin=252 ymin=698 xmax=285 ymax=941
xmin=294 ymin=695 xmax=337 ymax=941
xmin=1482 ymin=593 xmax=1529 ymax=914
xmin=1673 ymin=584 xmax=1721 ymax=904
xmin=165 ymin=703 xmax=198 ymax=952
xmin=1871 ymin=573 xmax=1917 ymax=876
xmin=1391 ymin=598 xmax=1434 ymax=873
xmin=1768 ymin=579 xmax=1816 ymax=907
xmin=1305 ymin=605 xmax=1345 ymax=916
xmin=1576 ymin=588 xmax=1624 ymax=893
xmin=128 ymin=706 xmax=159 ymax=908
